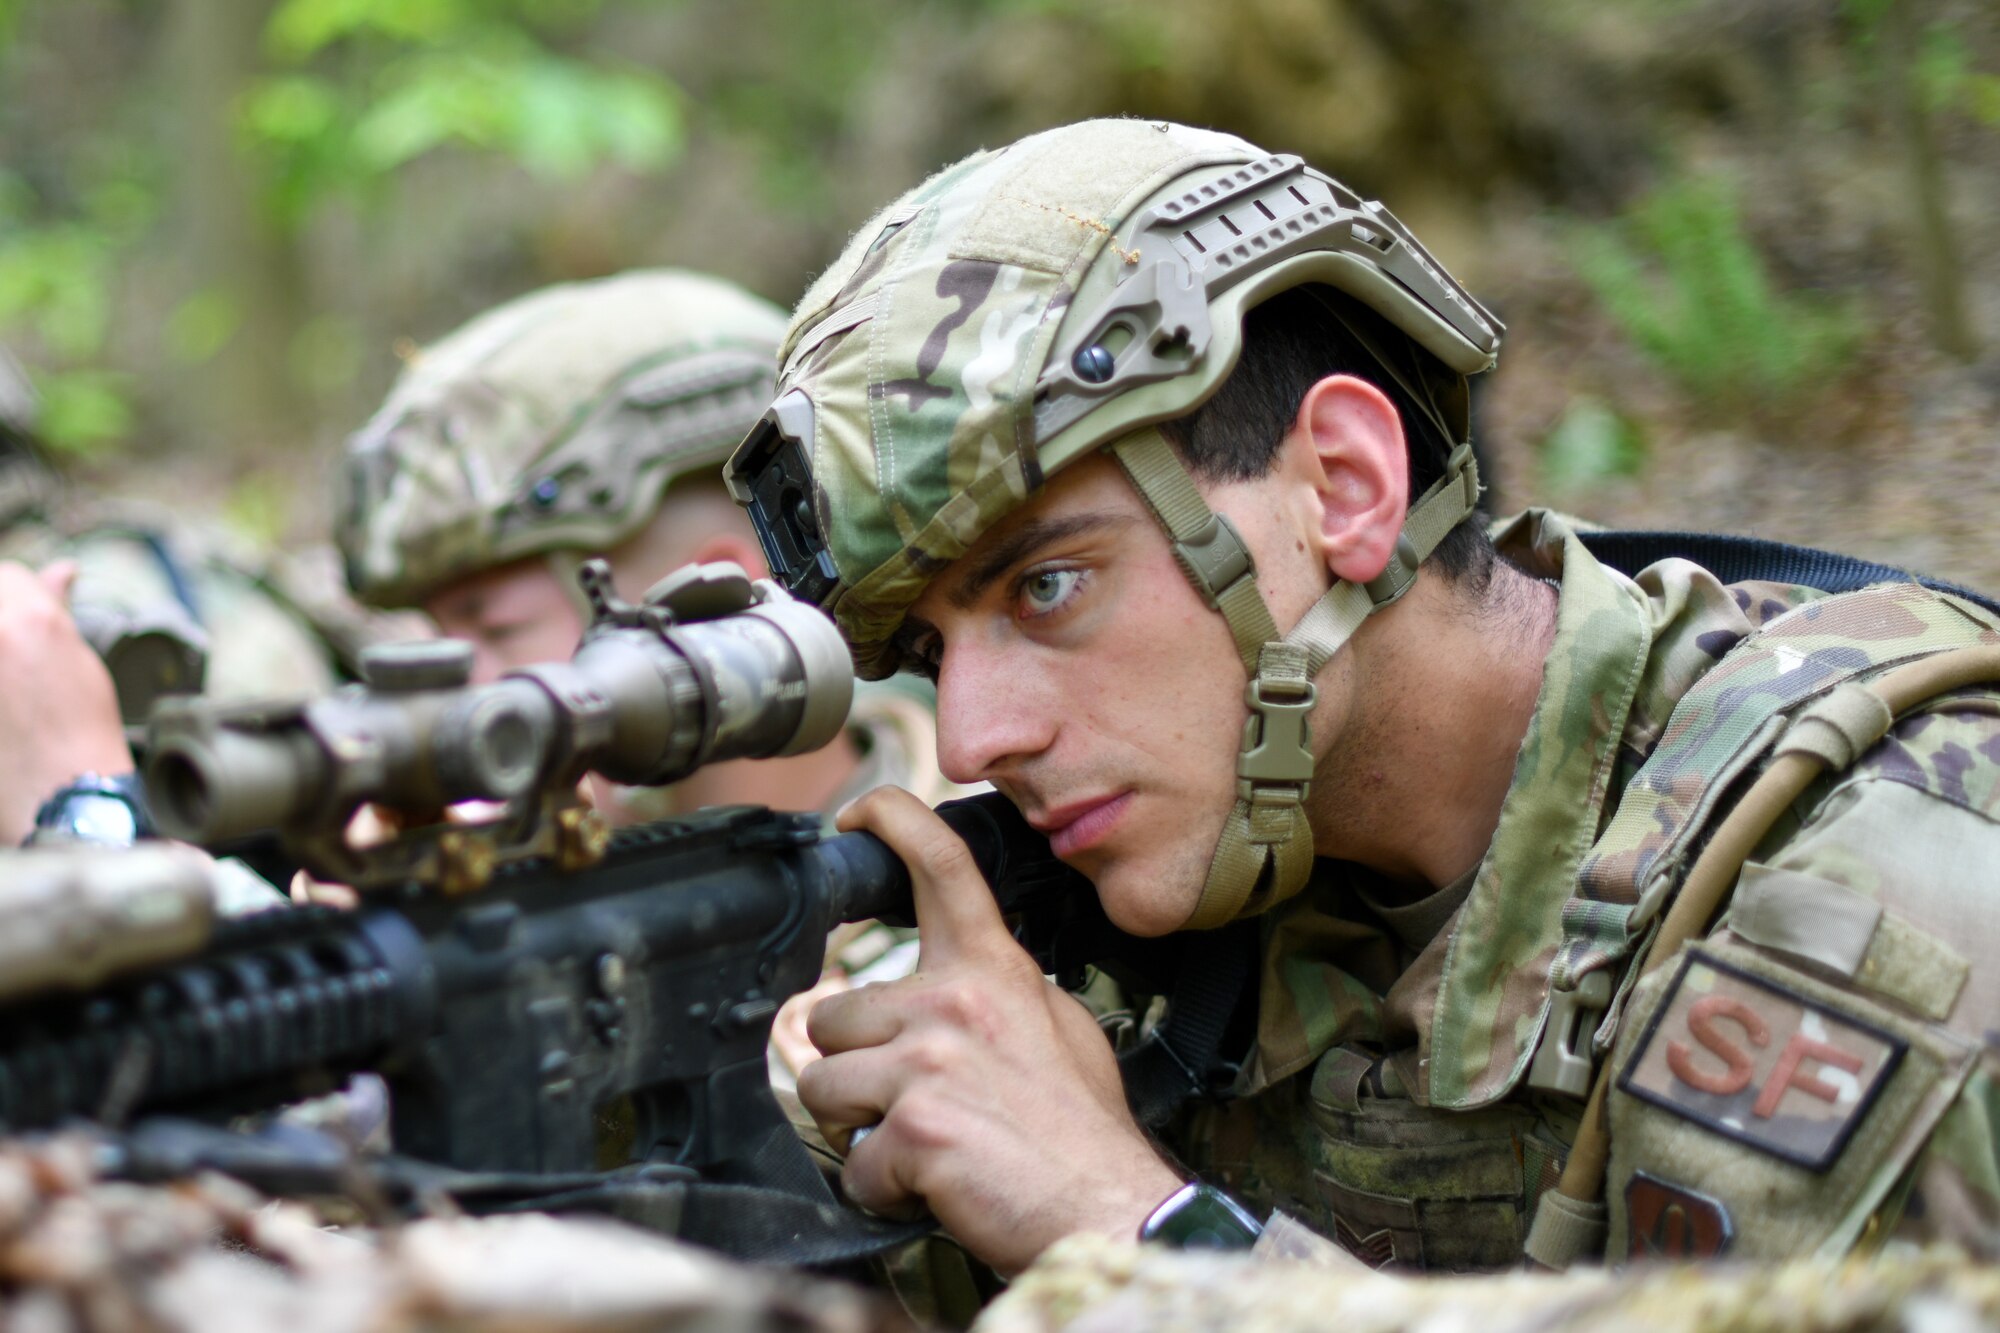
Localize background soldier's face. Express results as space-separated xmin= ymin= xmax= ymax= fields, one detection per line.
xmin=423 ymin=555 xmax=587 ymax=685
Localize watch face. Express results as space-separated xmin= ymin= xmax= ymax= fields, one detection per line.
xmin=40 ymin=791 xmax=141 ymax=845
xmin=1170 ymin=1204 xmax=1260 ymax=1250
xmin=1143 ymin=1184 xmax=1263 ymax=1251
xmin=64 ymin=793 xmax=141 ymax=843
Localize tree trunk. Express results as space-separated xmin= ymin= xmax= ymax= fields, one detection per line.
xmin=159 ymin=0 xmax=310 ymax=456
xmin=1880 ymin=0 xmax=1979 ymax=362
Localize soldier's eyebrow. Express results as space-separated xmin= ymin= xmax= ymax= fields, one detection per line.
xmin=947 ymin=511 xmax=1134 ymax=609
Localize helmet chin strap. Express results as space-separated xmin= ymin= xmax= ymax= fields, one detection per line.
xmin=1109 ymin=427 xmax=1482 ymax=930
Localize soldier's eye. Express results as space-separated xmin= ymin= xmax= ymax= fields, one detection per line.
xmin=903 ymin=632 xmax=942 ymax=681
xmin=1016 ymin=566 xmax=1085 ymax=620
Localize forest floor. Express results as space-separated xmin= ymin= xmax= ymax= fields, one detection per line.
xmin=1478 ymin=218 xmax=2000 ymax=594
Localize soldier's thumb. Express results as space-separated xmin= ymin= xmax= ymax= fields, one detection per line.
xmin=37 ymin=559 xmax=78 ymax=604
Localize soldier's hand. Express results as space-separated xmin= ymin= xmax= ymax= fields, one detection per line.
xmin=798 ymin=786 xmax=1182 ymax=1276
xmin=0 ymin=561 xmax=134 ymax=844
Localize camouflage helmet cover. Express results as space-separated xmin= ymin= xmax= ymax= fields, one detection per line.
xmin=731 ymin=119 xmax=1501 ymax=678
xmin=340 ymin=269 xmax=788 ymax=608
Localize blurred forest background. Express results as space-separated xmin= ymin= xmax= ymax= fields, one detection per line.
xmin=1 ymin=0 xmax=1996 ymax=588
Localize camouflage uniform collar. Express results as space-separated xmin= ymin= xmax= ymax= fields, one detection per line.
xmin=1356 ymin=863 xmax=1477 ymax=956
xmin=1244 ymin=510 xmax=1656 ymax=1103
xmin=1422 ymin=510 xmax=1657 ymax=1108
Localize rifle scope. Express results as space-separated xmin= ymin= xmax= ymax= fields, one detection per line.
xmin=143 ymin=561 xmax=854 ymax=848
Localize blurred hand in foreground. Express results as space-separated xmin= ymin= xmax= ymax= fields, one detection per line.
xmin=0 ymin=560 xmax=134 ymax=844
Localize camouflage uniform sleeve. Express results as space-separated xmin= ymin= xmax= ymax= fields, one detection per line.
xmin=1598 ymin=691 xmax=2000 ymax=1263
xmin=1736 ymin=693 xmax=2000 ymax=1249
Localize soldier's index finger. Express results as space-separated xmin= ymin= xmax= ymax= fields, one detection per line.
xmin=836 ymin=786 xmax=1011 ymax=967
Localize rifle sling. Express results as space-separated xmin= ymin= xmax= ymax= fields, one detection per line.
xmin=1119 ymin=920 xmax=1258 ymax=1127
xmin=1577 ymin=529 xmax=2000 ymax=619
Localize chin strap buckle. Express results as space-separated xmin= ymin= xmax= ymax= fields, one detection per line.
xmin=1238 ymin=675 xmax=1317 ymax=818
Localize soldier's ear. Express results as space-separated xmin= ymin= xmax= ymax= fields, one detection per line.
xmin=1292 ymin=374 xmax=1408 ymax=587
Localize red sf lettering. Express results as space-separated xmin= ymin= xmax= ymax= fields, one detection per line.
xmin=1752 ymin=1032 xmax=1864 ymax=1119
xmin=1666 ymin=995 xmax=1769 ymax=1096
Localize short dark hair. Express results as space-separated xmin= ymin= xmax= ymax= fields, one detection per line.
xmin=1156 ymin=287 xmax=1493 ymax=588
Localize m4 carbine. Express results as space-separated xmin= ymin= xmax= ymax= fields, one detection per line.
xmin=0 ymin=560 xmax=1138 ymax=1264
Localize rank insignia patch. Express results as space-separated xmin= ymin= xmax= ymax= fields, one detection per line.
xmin=1626 ymin=1171 xmax=1733 ymax=1259
xmin=1618 ymin=950 xmax=1905 ymax=1171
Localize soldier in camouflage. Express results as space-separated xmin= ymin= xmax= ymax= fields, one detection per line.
xmin=0 ymin=351 xmax=355 ymax=848
xmin=335 ymin=269 xmax=973 ymax=1074
xmin=720 ymin=119 xmax=2000 ymax=1276
xmin=336 ymin=269 xmax=969 ymax=828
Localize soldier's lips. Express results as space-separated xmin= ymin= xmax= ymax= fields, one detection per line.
xmin=1033 ymin=792 xmax=1133 ymax=859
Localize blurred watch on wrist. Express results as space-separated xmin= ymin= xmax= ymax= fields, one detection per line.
xmin=1138 ymin=1181 xmax=1263 ymax=1250
xmin=27 ymin=771 xmax=155 ymax=848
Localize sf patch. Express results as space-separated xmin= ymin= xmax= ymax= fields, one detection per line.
xmin=1625 ymin=1171 xmax=1733 ymax=1259
xmin=1617 ymin=949 xmax=1905 ymax=1171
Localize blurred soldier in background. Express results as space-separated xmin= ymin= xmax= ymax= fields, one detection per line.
xmin=337 ymin=269 xmax=969 ymax=830
xmin=0 ymin=350 xmax=366 ymax=850
xmin=335 ymin=269 xmax=975 ymax=1073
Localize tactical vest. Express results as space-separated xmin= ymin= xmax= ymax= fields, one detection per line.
xmin=1187 ymin=578 xmax=2000 ymax=1272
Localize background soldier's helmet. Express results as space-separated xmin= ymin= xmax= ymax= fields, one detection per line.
xmin=728 ymin=119 xmax=1503 ymax=929
xmin=339 ymin=269 xmax=788 ymax=608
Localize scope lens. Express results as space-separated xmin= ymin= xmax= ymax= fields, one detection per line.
xmin=145 ymin=749 xmax=212 ymax=840
xmin=452 ymin=691 xmax=550 ymax=800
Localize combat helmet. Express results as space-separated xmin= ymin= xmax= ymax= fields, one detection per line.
xmin=728 ymin=119 xmax=1502 ymax=931
xmin=340 ymin=270 xmax=789 ymax=609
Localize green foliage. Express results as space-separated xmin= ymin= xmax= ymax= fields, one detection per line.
xmin=35 ymin=369 xmax=133 ymax=458
xmin=0 ymin=225 xmax=113 ymax=360
xmin=0 ymin=160 xmax=156 ymax=454
xmin=1844 ymin=0 xmax=2000 ymax=124
xmin=222 ymin=469 xmax=294 ymax=550
xmin=166 ymin=290 xmax=243 ymax=366
xmin=1538 ymin=397 xmax=1645 ymax=495
xmin=288 ymin=313 xmax=366 ymax=397
xmin=244 ymin=0 xmax=682 ymax=225
xmin=1572 ymin=177 xmax=1859 ymax=412
xmin=703 ymin=1 xmax=887 ymax=212
xmin=1917 ymin=22 xmax=2000 ymax=124
xmin=0 ymin=0 xmax=687 ymax=459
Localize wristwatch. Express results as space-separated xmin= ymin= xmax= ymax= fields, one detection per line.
xmin=1138 ymin=1181 xmax=1264 ymax=1250
xmin=27 ymin=771 xmax=156 ymax=848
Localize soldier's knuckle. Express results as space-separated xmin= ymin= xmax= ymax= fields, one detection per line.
xmin=794 ymin=1057 xmax=834 ymax=1110
xmin=924 ymin=978 xmax=996 ymax=1031
xmin=888 ymin=1092 xmax=956 ymax=1152
xmin=903 ymin=1030 xmax=960 ymax=1078
xmin=803 ymin=989 xmax=849 ymax=1042
xmin=913 ymin=832 xmax=974 ymax=882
